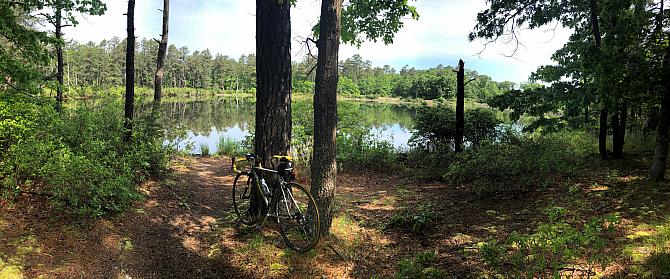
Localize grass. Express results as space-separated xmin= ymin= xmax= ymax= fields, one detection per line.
xmin=622 ymin=217 xmax=670 ymax=277
xmin=199 ymin=143 xmax=210 ymax=157
xmin=0 ymin=234 xmax=42 ymax=279
xmin=216 ymin=137 xmax=245 ymax=156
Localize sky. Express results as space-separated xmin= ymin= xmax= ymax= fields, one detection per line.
xmin=64 ymin=0 xmax=573 ymax=83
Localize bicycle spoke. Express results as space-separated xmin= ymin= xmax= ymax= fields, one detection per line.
xmin=233 ymin=172 xmax=259 ymax=225
xmin=276 ymin=183 xmax=320 ymax=252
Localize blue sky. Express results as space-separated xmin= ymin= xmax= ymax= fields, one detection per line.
xmin=66 ymin=0 xmax=572 ymax=83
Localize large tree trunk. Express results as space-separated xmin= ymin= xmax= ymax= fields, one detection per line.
xmin=254 ymin=0 xmax=292 ymax=167
xmin=153 ymin=0 xmax=169 ymax=114
xmin=650 ymin=42 xmax=670 ymax=181
xmin=591 ymin=0 xmax=608 ymax=159
xmin=124 ymin=0 xmax=135 ymax=143
xmin=55 ymin=4 xmax=64 ymax=112
xmin=310 ymin=0 xmax=341 ymax=236
xmin=455 ymin=59 xmax=465 ymax=153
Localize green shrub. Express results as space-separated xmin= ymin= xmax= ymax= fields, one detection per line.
xmin=387 ymin=204 xmax=438 ymax=234
xmin=1 ymin=99 xmax=171 ymax=216
xmin=445 ymin=130 xmax=594 ymax=196
xmin=479 ymin=209 xmax=618 ymax=278
xmin=337 ymin=129 xmax=398 ymax=171
xmin=199 ymin=143 xmax=210 ymax=157
xmin=395 ymin=251 xmax=446 ymax=279
xmin=464 ymin=108 xmax=502 ymax=146
xmin=411 ymin=105 xmax=501 ymax=151
xmin=0 ymin=95 xmax=52 ymax=157
xmin=216 ymin=137 xmax=245 ymax=156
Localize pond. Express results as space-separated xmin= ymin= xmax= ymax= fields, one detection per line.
xmin=139 ymin=97 xmax=418 ymax=155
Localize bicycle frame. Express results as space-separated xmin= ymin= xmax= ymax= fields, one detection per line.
xmin=232 ymin=155 xmax=299 ymax=226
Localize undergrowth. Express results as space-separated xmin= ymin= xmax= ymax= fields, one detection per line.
xmin=0 ymin=96 xmax=171 ymax=217
xmin=479 ymin=206 xmax=619 ymax=278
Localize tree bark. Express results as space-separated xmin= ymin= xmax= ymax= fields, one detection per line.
xmin=591 ymin=0 xmax=608 ymax=159
xmin=310 ymin=0 xmax=341 ymax=236
xmin=153 ymin=0 xmax=169 ymax=114
xmin=650 ymin=42 xmax=670 ymax=181
xmin=124 ymin=0 xmax=135 ymax=143
xmin=55 ymin=3 xmax=64 ymax=112
xmin=612 ymin=101 xmax=627 ymax=159
xmin=455 ymin=59 xmax=465 ymax=153
xmin=254 ymin=0 xmax=292 ymax=167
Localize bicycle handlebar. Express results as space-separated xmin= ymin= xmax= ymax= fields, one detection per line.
xmin=231 ymin=153 xmax=291 ymax=174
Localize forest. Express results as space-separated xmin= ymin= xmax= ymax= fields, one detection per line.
xmin=1 ymin=0 xmax=669 ymax=278
xmin=61 ymin=39 xmax=513 ymax=101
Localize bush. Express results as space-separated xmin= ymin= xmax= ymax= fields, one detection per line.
xmin=0 ymin=95 xmax=51 ymax=157
xmin=479 ymin=209 xmax=618 ymax=278
xmin=337 ymin=127 xmax=398 ymax=171
xmin=216 ymin=137 xmax=245 ymax=156
xmin=464 ymin=108 xmax=502 ymax=146
xmin=411 ymin=105 xmax=501 ymax=151
xmin=395 ymin=251 xmax=446 ymax=279
xmin=444 ymin=131 xmax=594 ymax=196
xmin=386 ymin=203 xmax=438 ymax=234
xmin=0 ymin=99 xmax=171 ymax=216
xmin=199 ymin=143 xmax=211 ymax=157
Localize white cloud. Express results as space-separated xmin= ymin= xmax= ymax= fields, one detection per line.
xmin=66 ymin=0 xmax=572 ymax=82
xmin=67 ymin=0 xmax=154 ymax=43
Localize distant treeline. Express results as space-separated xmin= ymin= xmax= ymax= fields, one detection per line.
xmin=60 ymin=38 xmax=517 ymax=100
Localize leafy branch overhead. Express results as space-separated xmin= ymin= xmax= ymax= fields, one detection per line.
xmin=31 ymin=0 xmax=107 ymax=29
xmin=311 ymin=0 xmax=420 ymax=47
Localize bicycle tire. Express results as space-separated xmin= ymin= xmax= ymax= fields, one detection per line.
xmin=275 ymin=182 xmax=320 ymax=252
xmin=232 ymin=171 xmax=262 ymax=225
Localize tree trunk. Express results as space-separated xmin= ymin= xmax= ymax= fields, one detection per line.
xmin=254 ymin=0 xmax=292 ymax=167
xmin=153 ymin=0 xmax=169 ymax=114
xmin=584 ymin=105 xmax=589 ymax=127
xmin=591 ymin=0 xmax=608 ymax=159
xmin=643 ymin=106 xmax=659 ymax=136
xmin=611 ymin=97 xmax=628 ymax=159
xmin=55 ymin=5 xmax=64 ymax=112
xmin=455 ymin=59 xmax=465 ymax=153
xmin=613 ymin=101 xmax=627 ymax=159
xmin=650 ymin=42 xmax=670 ymax=181
xmin=124 ymin=0 xmax=135 ymax=143
xmin=310 ymin=0 xmax=341 ymax=236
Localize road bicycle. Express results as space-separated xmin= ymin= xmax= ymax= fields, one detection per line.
xmin=231 ymin=153 xmax=320 ymax=252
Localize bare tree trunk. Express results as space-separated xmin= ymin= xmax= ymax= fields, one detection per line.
xmin=650 ymin=42 xmax=670 ymax=181
xmin=613 ymin=101 xmax=627 ymax=159
xmin=254 ymin=0 xmax=292 ymax=167
xmin=153 ymin=0 xmax=169 ymax=114
xmin=310 ymin=0 xmax=341 ymax=236
xmin=591 ymin=0 xmax=608 ymax=160
xmin=124 ymin=0 xmax=136 ymax=143
xmin=55 ymin=4 xmax=64 ymax=112
xmin=455 ymin=59 xmax=465 ymax=153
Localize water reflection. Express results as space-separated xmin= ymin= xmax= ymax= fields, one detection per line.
xmin=142 ymin=97 xmax=416 ymax=154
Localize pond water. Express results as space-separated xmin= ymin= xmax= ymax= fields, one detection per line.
xmin=140 ymin=97 xmax=417 ymax=155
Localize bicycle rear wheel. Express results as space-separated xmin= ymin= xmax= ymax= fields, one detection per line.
xmin=275 ymin=182 xmax=320 ymax=252
xmin=232 ymin=172 xmax=262 ymax=225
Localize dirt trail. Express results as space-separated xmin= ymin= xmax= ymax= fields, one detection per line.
xmin=4 ymin=156 xmax=663 ymax=278
xmin=0 ymin=157 xmax=247 ymax=278
xmin=0 ymin=156 xmax=559 ymax=278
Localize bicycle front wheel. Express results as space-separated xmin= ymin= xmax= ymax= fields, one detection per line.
xmin=275 ymin=182 xmax=320 ymax=252
xmin=232 ymin=171 xmax=262 ymax=225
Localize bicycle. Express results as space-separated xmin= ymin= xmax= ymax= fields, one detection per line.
xmin=231 ymin=153 xmax=320 ymax=252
